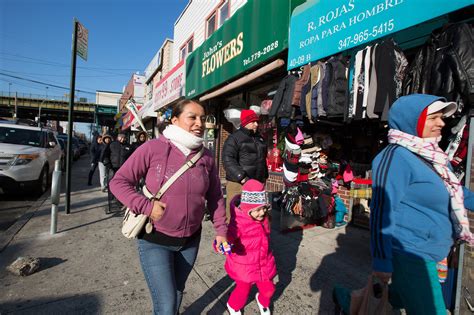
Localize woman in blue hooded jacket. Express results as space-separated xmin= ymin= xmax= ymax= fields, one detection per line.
xmin=370 ymin=94 xmax=474 ymax=314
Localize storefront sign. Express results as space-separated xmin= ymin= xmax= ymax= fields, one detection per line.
xmin=186 ymin=0 xmax=304 ymax=99
xmin=121 ymin=105 xmax=142 ymax=131
xmin=144 ymin=50 xmax=162 ymax=82
xmin=288 ymin=0 xmax=472 ymax=69
xmin=153 ymin=60 xmax=185 ymax=111
xmin=138 ymin=100 xmax=156 ymax=119
xmin=133 ymin=74 xmax=145 ymax=86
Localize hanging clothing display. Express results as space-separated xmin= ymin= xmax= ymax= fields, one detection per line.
xmin=403 ymin=22 xmax=474 ymax=109
xmin=269 ymin=65 xmax=310 ymax=119
xmin=349 ymin=39 xmax=408 ymax=121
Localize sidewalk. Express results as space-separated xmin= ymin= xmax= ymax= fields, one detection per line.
xmin=0 ymin=154 xmax=371 ymax=314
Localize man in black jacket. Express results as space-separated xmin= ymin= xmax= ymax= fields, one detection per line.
xmin=101 ymin=133 xmax=131 ymax=174
xmin=222 ymin=109 xmax=268 ymax=214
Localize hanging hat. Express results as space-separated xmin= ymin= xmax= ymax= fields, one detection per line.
xmin=240 ymin=179 xmax=269 ymax=213
xmin=295 ymin=127 xmax=304 ymax=145
xmin=240 ymin=109 xmax=259 ymax=127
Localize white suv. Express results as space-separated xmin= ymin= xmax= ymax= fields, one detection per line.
xmin=0 ymin=120 xmax=61 ymax=195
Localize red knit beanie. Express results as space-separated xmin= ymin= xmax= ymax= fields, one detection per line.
xmin=240 ymin=109 xmax=259 ymax=127
xmin=240 ymin=179 xmax=268 ymax=213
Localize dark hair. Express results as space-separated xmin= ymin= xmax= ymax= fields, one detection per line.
xmin=171 ymin=99 xmax=204 ymax=119
xmin=158 ymin=122 xmax=169 ymax=134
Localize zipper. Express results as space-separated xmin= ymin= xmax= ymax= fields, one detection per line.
xmin=259 ymin=221 xmax=266 ymax=280
xmin=253 ymin=137 xmax=261 ymax=160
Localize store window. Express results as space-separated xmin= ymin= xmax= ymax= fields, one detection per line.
xmin=219 ymin=1 xmax=229 ymax=27
xmin=179 ymin=36 xmax=194 ymax=61
xmin=207 ymin=13 xmax=217 ymax=37
xmin=206 ymin=0 xmax=230 ymax=38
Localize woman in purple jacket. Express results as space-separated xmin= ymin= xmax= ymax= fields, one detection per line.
xmin=110 ymin=99 xmax=228 ymax=315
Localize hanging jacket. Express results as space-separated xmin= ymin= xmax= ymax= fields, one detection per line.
xmin=269 ymin=75 xmax=297 ymax=118
xmin=366 ymin=43 xmax=379 ymax=119
xmin=429 ymin=23 xmax=474 ymax=106
xmin=325 ymin=55 xmax=349 ymax=118
xmin=373 ymin=39 xmax=405 ymax=120
xmin=354 ymin=48 xmax=368 ymax=119
xmin=291 ymin=64 xmax=311 ymax=107
xmin=222 ymin=127 xmax=268 ymax=183
xmin=402 ymin=36 xmax=436 ymax=96
xmin=307 ymin=63 xmax=322 ymax=122
xmin=225 ymin=196 xmax=277 ymax=283
xmin=314 ymin=61 xmax=327 ymax=117
xmin=300 ymin=79 xmax=311 ymax=118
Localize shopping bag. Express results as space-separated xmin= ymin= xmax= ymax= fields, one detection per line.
xmin=350 ymin=275 xmax=392 ymax=315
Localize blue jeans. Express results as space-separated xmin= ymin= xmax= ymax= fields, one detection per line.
xmin=137 ymin=235 xmax=201 ymax=315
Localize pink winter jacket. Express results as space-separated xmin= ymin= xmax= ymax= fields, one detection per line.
xmin=224 ymin=196 xmax=277 ymax=283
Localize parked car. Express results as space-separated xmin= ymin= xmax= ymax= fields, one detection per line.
xmin=0 ymin=120 xmax=61 ymax=195
xmin=57 ymin=134 xmax=80 ymax=161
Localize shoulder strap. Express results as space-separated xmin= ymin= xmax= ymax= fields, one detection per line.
xmin=152 ymin=147 xmax=205 ymax=200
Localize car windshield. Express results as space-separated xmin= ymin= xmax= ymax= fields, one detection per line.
xmin=0 ymin=127 xmax=42 ymax=147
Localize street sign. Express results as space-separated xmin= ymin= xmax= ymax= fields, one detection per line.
xmin=76 ymin=21 xmax=88 ymax=61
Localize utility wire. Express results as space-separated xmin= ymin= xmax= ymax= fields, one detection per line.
xmin=1 ymin=57 xmax=137 ymax=76
xmin=0 ymin=68 xmax=130 ymax=78
xmin=0 ymin=72 xmax=96 ymax=95
xmin=0 ymin=52 xmax=141 ymax=72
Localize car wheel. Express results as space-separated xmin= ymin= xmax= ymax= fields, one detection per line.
xmin=36 ymin=166 xmax=49 ymax=196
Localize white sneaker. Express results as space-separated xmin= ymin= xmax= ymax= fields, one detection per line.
xmin=226 ymin=303 xmax=242 ymax=315
xmin=255 ymin=293 xmax=271 ymax=315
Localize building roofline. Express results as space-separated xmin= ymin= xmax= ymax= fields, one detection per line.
xmin=174 ymin=0 xmax=192 ymax=26
xmin=145 ymin=38 xmax=175 ymax=84
xmin=96 ymin=90 xmax=122 ymax=95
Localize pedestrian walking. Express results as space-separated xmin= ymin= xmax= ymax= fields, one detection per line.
xmin=370 ymin=94 xmax=474 ymax=314
xmin=87 ymin=135 xmax=103 ymax=186
xmin=222 ymin=109 xmax=268 ymax=216
xmin=130 ymin=130 xmax=148 ymax=154
xmin=98 ymin=134 xmax=112 ymax=192
xmin=130 ymin=131 xmax=149 ymax=190
xmin=224 ymin=179 xmax=276 ymax=315
xmin=109 ymin=99 xmax=228 ymax=315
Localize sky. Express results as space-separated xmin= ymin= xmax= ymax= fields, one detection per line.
xmin=0 ymin=0 xmax=188 ymax=138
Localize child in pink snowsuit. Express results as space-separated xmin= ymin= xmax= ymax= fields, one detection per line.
xmin=225 ymin=179 xmax=277 ymax=315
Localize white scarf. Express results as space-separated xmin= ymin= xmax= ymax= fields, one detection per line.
xmin=388 ymin=129 xmax=473 ymax=245
xmin=162 ymin=124 xmax=203 ymax=156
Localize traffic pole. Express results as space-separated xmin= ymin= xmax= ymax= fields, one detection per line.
xmin=50 ymin=160 xmax=62 ymax=234
xmin=65 ymin=19 xmax=78 ymax=214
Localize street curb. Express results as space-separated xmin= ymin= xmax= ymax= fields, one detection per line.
xmin=0 ymin=192 xmax=50 ymax=253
